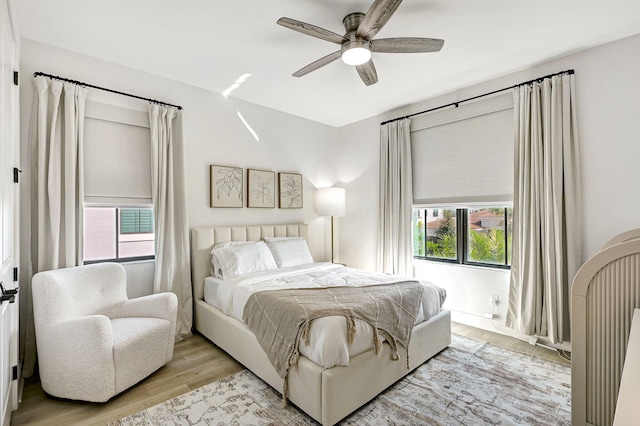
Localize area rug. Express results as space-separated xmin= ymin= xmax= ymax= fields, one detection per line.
xmin=110 ymin=334 xmax=570 ymax=425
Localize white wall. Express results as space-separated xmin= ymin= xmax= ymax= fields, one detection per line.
xmin=333 ymin=118 xmax=380 ymax=270
xmin=19 ymin=39 xmax=339 ymax=296
xmin=339 ymin=33 xmax=640 ymax=346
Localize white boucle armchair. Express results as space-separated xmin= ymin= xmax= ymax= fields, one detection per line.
xmin=32 ymin=262 xmax=178 ymax=402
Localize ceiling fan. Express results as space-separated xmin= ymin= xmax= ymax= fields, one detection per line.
xmin=277 ymin=0 xmax=444 ymax=86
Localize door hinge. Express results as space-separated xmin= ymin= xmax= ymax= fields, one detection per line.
xmin=13 ymin=167 xmax=21 ymax=183
xmin=13 ymin=71 xmax=18 ymax=86
xmin=13 ymin=267 xmax=18 ymax=282
xmin=12 ymin=365 xmax=18 ymax=381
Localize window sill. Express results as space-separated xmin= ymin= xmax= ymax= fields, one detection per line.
xmin=121 ymin=258 xmax=155 ymax=266
xmin=84 ymin=257 xmax=155 ymax=266
xmin=413 ymin=257 xmax=510 ymax=273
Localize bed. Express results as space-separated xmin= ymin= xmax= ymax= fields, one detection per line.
xmin=191 ymin=224 xmax=451 ymax=426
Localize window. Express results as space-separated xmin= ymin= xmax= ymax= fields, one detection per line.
xmin=413 ymin=208 xmax=457 ymax=260
xmin=82 ymin=101 xmax=154 ymax=264
xmin=409 ymin=95 xmax=514 ymax=270
xmin=84 ymin=207 xmax=155 ymax=263
xmin=413 ymin=206 xmax=512 ymax=268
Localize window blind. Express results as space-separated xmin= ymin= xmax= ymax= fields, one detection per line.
xmin=83 ymin=101 xmax=151 ymax=205
xmin=411 ymin=92 xmax=514 ymax=206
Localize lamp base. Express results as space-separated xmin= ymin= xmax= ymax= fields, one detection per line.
xmin=330 ymin=215 xmax=335 ymax=263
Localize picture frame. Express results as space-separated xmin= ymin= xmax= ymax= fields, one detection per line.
xmin=210 ymin=165 xmax=243 ymax=208
xmin=247 ymin=169 xmax=275 ymax=208
xmin=278 ymin=172 xmax=303 ymax=209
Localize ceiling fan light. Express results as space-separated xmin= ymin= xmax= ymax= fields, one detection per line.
xmin=342 ymin=42 xmax=371 ymax=65
xmin=342 ymin=47 xmax=371 ymax=66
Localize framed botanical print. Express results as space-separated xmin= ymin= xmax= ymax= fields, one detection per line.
xmin=210 ymin=165 xmax=243 ymax=208
xmin=279 ymin=172 xmax=303 ymax=208
xmin=247 ymin=169 xmax=275 ymax=208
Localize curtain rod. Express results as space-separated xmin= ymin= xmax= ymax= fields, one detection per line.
xmin=380 ymin=69 xmax=574 ymax=126
xmin=33 ymin=71 xmax=183 ymax=110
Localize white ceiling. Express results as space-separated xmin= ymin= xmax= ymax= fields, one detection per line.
xmin=17 ymin=0 xmax=640 ymax=127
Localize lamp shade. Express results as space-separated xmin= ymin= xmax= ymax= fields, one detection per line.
xmin=316 ymin=187 xmax=346 ymax=217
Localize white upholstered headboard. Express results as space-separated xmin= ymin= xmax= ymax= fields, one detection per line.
xmin=190 ymin=224 xmax=308 ymax=301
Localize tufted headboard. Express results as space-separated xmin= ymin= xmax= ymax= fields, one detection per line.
xmin=190 ymin=224 xmax=309 ymax=301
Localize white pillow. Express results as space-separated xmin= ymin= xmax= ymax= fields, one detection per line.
xmin=212 ymin=241 xmax=277 ymax=279
xmin=264 ymin=237 xmax=314 ymax=268
xmin=210 ymin=241 xmax=253 ymax=278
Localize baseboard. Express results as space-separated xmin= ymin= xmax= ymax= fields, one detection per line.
xmin=451 ymin=309 xmax=571 ymax=352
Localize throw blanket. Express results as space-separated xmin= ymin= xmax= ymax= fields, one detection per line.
xmin=242 ymin=281 xmax=424 ymax=403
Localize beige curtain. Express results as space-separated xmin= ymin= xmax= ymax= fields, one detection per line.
xmin=506 ymin=74 xmax=582 ymax=344
xmin=148 ymin=104 xmax=193 ymax=341
xmin=378 ymin=118 xmax=414 ymax=276
xmin=22 ymin=76 xmax=87 ymax=376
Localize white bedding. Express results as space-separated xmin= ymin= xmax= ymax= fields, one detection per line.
xmin=203 ymin=276 xmax=222 ymax=309
xmin=203 ymin=262 xmax=446 ymax=368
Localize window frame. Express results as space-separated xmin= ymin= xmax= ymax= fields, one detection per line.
xmin=413 ymin=207 xmax=511 ymax=270
xmin=83 ymin=206 xmax=156 ymax=265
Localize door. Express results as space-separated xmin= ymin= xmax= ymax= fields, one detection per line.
xmin=0 ymin=0 xmax=19 ymax=424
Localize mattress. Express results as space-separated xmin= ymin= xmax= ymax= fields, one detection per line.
xmin=203 ymin=262 xmax=446 ymax=369
xmin=203 ymin=276 xmax=222 ymax=309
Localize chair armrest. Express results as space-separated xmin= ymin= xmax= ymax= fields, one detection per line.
xmin=119 ymin=292 xmax=178 ymax=322
xmin=37 ymin=315 xmax=114 ymax=369
xmin=36 ymin=315 xmax=116 ymax=401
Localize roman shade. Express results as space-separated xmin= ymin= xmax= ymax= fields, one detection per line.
xmin=83 ymin=101 xmax=151 ymax=205
xmin=411 ymin=92 xmax=513 ymax=206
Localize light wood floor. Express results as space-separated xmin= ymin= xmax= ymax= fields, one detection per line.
xmin=11 ymin=334 xmax=244 ymax=426
xmin=451 ymin=322 xmax=570 ymax=366
xmin=11 ymin=323 xmax=569 ymax=425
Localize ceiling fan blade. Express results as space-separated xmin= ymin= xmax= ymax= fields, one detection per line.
xmin=372 ymin=37 xmax=444 ymax=53
xmin=356 ymin=0 xmax=403 ymax=40
xmin=292 ymin=51 xmax=342 ymax=77
xmin=356 ymin=60 xmax=378 ymax=86
xmin=277 ymin=17 xmax=348 ymax=44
